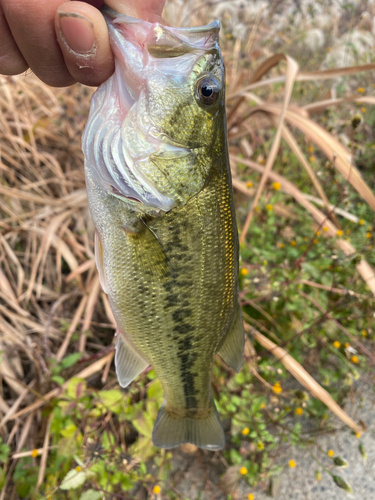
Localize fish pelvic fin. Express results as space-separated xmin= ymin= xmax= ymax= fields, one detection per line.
xmin=218 ymin=306 xmax=244 ymax=373
xmin=152 ymin=401 xmax=225 ymax=450
xmin=115 ymin=334 xmax=149 ymax=387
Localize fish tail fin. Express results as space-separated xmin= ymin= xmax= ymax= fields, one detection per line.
xmin=152 ymin=401 xmax=225 ymax=450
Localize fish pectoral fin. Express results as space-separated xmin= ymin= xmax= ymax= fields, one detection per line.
xmin=218 ymin=307 xmax=244 ymax=373
xmin=95 ymin=230 xmax=108 ymax=294
xmin=115 ymin=334 xmax=149 ymax=388
xmin=134 ymin=218 xmax=170 ymax=277
xmin=152 ymin=401 xmax=225 ymax=450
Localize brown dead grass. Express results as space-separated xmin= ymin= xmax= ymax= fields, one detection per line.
xmin=0 ymin=76 xmax=113 ymax=478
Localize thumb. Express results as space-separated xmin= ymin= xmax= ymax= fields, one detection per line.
xmin=55 ymin=1 xmax=114 ymax=87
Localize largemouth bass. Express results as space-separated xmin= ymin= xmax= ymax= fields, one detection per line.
xmin=82 ymin=7 xmax=244 ymax=450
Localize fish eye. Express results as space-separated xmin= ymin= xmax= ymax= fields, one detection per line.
xmin=196 ymin=76 xmax=220 ymax=105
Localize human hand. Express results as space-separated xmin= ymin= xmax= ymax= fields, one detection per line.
xmin=0 ymin=0 xmax=166 ymax=87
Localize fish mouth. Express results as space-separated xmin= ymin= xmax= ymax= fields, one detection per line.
xmin=102 ymin=7 xmax=220 ymax=117
xmin=82 ymin=9 xmax=221 ymax=213
xmin=102 ymin=7 xmax=220 ymax=54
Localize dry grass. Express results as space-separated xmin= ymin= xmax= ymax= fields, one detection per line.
xmin=0 ymin=76 xmax=115 ymax=495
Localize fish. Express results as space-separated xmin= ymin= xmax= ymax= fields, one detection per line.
xmin=81 ymin=7 xmax=244 ymax=450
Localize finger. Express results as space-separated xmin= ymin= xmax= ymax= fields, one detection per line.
xmin=0 ymin=5 xmax=28 ymax=75
xmin=1 ymin=0 xmax=75 ymax=87
xmin=105 ymin=0 xmax=167 ymax=22
xmin=55 ymin=2 xmax=114 ymax=87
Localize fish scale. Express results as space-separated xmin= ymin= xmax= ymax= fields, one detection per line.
xmin=82 ymin=8 xmax=244 ymax=449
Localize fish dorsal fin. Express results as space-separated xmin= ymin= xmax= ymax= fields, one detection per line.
xmin=95 ymin=230 xmax=108 ymax=294
xmin=218 ymin=307 xmax=244 ymax=373
xmin=115 ymin=334 xmax=149 ymax=388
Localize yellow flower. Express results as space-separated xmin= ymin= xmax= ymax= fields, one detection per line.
xmin=290 ymin=240 xmax=297 ymax=247
xmin=316 ymin=470 xmax=322 ymax=481
xmin=316 ymin=230 xmax=321 ymax=236
xmin=336 ymin=230 xmax=343 ymax=237
xmin=328 ymin=449 xmax=335 ymax=457
xmin=309 ymin=155 xmax=316 ymax=162
xmin=241 ymin=427 xmax=250 ymax=436
xmin=355 ymin=432 xmax=361 ymax=439
xmin=357 ymin=87 xmax=365 ymax=93
xmin=260 ymin=158 xmax=266 ymax=165
xmin=344 ymin=342 xmax=350 ymax=348
xmin=295 ymin=407 xmax=303 ymax=416
xmin=359 ymin=219 xmax=365 ymax=225
xmin=308 ymin=146 xmax=315 ymax=153
xmin=240 ymin=466 xmax=248 ymax=475
xmin=272 ymin=182 xmax=281 ymax=191
xmin=256 ymin=442 xmax=264 ymax=450
xmin=31 ymin=449 xmax=38 ymax=458
xmin=289 ymin=460 xmax=296 ymax=468
xmin=248 ymin=494 xmax=254 ymax=500
xmin=362 ymin=330 xmax=367 ymax=337
xmin=313 ymin=239 xmax=318 ymax=244
xmin=351 ymin=355 xmax=359 ymax=364
xmin=266 ymin=204 xmax=273 ymax=211
xmin=366 ymin=232 xmax=371 ymax=239
xmin=153 ymin=485 xmax=161 ymax=494
xmin=323 ymin=226 xmax=329 ymax=232
xmin=240 ymin=268 xmax=248 ymax=276
xmin=333 ymin=341 xmax=341 ymax=348
xmin=246 ymin=181 xmax=253 ymax=188
xmin=260 ymin=403 xmax=266 ymax=409
xmin=361 ymin=107 xmax=367 ymax=113
xmin=272 ymin=382 xmax=282 ymax=394
xmin=75 ymin=466 xmax=82 ymax=472
xmin=277 ymin=242 xmax=285 ymax=248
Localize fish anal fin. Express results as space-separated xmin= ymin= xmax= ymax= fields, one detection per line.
xmin=115 ymin=334 xmax=149 ymax=388
xmin=218 ymin=307 xmax=244 ymax=373
xmin=95 ymin=230 xmax=108 ymax=294
xmin=152 ymin=401 xmax=225 ymax=450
